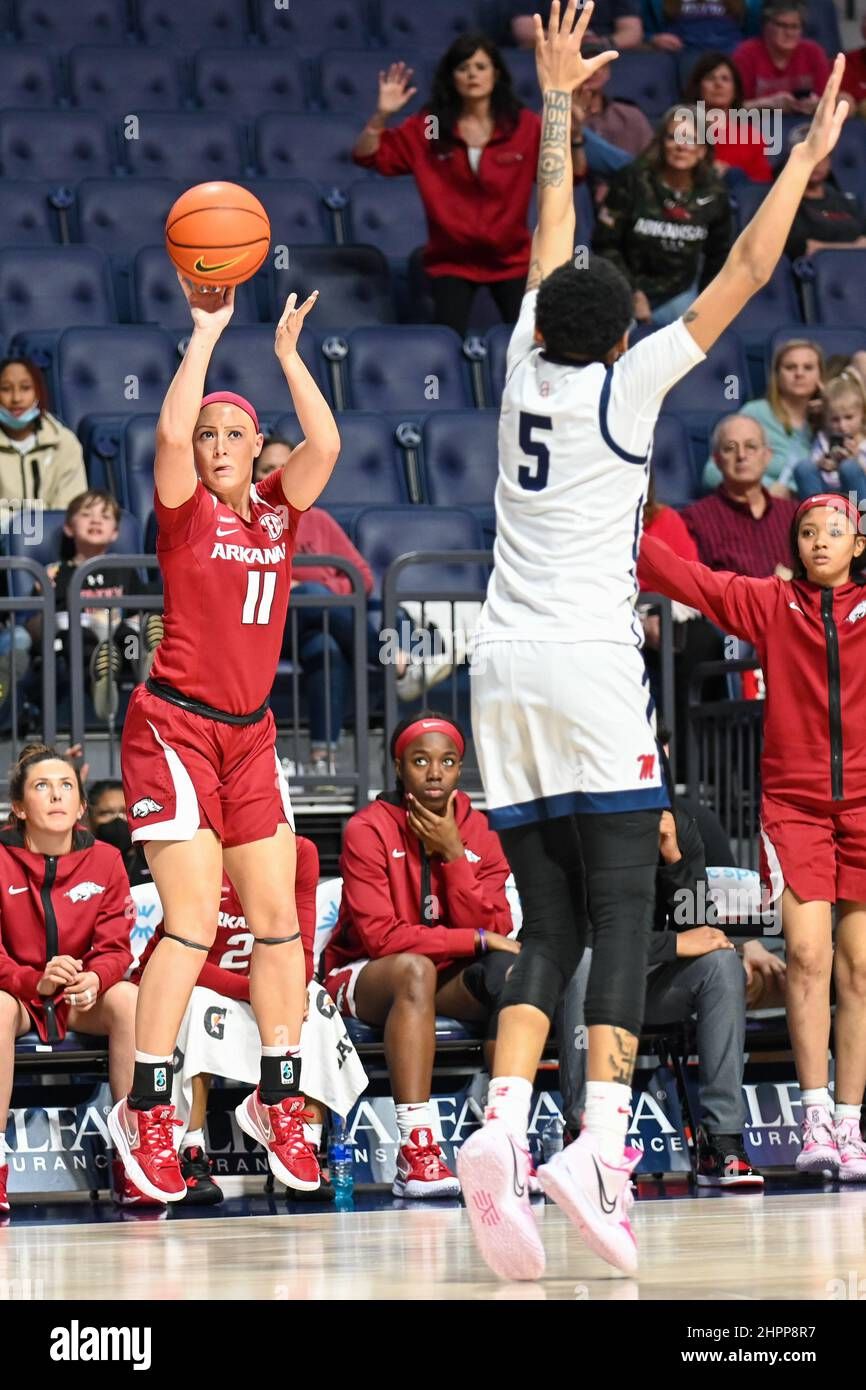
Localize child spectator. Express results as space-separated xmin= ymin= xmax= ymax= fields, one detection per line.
xmin=785 ymin=371 xmax=866 ymax=502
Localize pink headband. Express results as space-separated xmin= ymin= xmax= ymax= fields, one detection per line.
xmin=394 ymin=718 xmax=465 ymax=762
xmin=199 ymin=391 xmax=260 ymax=433
xmin=795 ymin=492 xmax=861 ymax=530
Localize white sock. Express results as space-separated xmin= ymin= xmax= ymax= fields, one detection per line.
xmin=261 ymin=1044 xmax=301 ymax=1058
xmin=834 ymin=1104 xmax=861 ymax=1123
xmin=182 ymin=1128 xmax=205 ymax=1153
xmin=584 ymin=1081 xmax=632 ymax=1165
xmin=134 ymin=1050 xmax=171 ymax=1065
xmin=484 ymin=1076 xmax=532 ymax=1142
xmin=801 ymin=1087 xmax=832 ymax=1111
xmin=395 ymin=1102 xmax=434 ymax=1144
xmin=304 ymin=1122 xmax=323 ymax=1150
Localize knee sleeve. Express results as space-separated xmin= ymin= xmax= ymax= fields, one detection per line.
xmin=461 ymin=949 xmax=514 ymax=1011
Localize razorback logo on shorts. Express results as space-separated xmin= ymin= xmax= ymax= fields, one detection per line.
xmin=65 ymin=881 xmax=105 ymax=903
xmin=131 ymin=797 xmax=164 ymax=818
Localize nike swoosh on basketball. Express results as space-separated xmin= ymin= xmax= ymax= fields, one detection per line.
xmin=216 ymin=527 xmax=239 ymax=537
xmin=8 ymin=886 xmax=27 ymax=895
xmin=592 ymin=1156 xmax=618 ymax=1214
xmin=194 ymin=254 xmax=243 ymax=275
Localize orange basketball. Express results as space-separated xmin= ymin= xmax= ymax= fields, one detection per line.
xmin=165 ymin=182 xmax=270 ymax=287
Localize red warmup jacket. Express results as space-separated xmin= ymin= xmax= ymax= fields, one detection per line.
xmin=324 ymin=791 xmax=513 ymax=972
xmin=640 ymin=534 xmax=866 ymax=808
xmin=294 ymin=508 xmax=374 ymax=597
xmin=134 ymin=836 xmax=319 ymax=998
xmin=0 ymin=828 xmax=133 ymax=1042
xmin=353 ymin=107 xmax=541 ymax=282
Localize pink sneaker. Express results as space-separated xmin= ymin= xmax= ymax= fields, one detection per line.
xmin=795 ymin=1105 xmax=838 ymax=1175
xmin=835 ymin=1118 xmax=866 ymax=1183
xmin=457 ymin=1120 xmax=546 ymax=1282
xmin=537 ymin=1130 xmax=640 ymax=1276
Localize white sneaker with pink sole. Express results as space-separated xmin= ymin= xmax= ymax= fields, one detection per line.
xmin=537 ymin=1130 xmax=640 ymax=1276
xmin=457 ymin=1120 xmax=546 ymax=1282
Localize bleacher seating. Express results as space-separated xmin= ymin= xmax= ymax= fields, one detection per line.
xmin=0 ymin=44 xmax=57 ymax=106
xmin=135 ymin=0 xmax=249 ymax=49
xmin=812 ymin=249 xmax=866 ymax=328
xmin=271 ymin=245 xmax=395 ymax=329
xmin=56 ymin=324 xmax=177 ymax=431
xmin=255 ymin=113 xmax=365 ymax=187
xmin=69 ymin=44 xmax=183 ymax=115
xmin=352 ymin=505 xmax=487 ymax=594
xmin=205 ymin=326 xmax=330 ymax=410
xmin=650 ymin=415 xmax=698 ymax=508
xmin=319 ymin=49 xmax=433 ymax=118
xmin=421 ymin=409 xmax=499 ymax=539
xmin=253 ymin=0 xmax=366 ymax=49
xmin=347 ymin=179 xmax=427 ymax=263
xmin=378 ymin=0 xmax=480 ymax=48
xmin=0 ymin=180 xmax=60 ymax=247
xmin=345 ymin=325 xmax=473 ymax=411
xmin=0 ymin=110 xmax=115 ymax=180
xmin=284 ymin=412 xmax=412 ymax=529
xmin=122 ymin=112 xmax=245 ymax=181
xmin=14 ymin=0 xmax=130 ymax=47
xmin=0 ymin=247 xmax=117 ymax=342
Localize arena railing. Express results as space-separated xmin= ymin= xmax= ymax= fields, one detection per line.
xmin=64 ymin=554 xmax=370 ymax=807
xmin=686 ymin=657 xmax=764 ymax=870
xmin=0 ymin=555 xmax=58 ymax=756
xmin=381 ymin=549 xmax=677 ymax=790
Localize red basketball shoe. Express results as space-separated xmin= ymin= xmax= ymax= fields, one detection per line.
xmin=111 ymin=1159 xmax=167 ymax=1209
xmin=235 ymin=1090 xmax=320 ymax=1191
xmin=108 ymin=1099 xmax=185 ymax=1202
xmin=393 ymin=1127 xmax=461 ymax=1198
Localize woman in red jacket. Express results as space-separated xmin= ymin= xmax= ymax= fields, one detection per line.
xmin=353 ymin=34 xmax=542 ymax=336
xmin=0 ymin=744 xmax=136 ymax=1214
xmin=324 ymin=713 xmax=518 ymax=1198
xmin=640 ymin=493 xmax=866 ymax=1183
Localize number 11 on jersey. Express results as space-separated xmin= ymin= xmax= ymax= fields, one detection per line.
xmin=242 ymin=570 xmax=277 ymax=625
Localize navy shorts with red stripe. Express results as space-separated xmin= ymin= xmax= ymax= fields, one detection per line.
xmin=121 ymin=685 xmax=294 ymax=848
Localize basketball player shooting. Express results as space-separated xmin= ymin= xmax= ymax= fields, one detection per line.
xmin=108 ymin=274 xmax=340 ymax=1202
xmin=458 ymin=0 xmax=849 ymax=1280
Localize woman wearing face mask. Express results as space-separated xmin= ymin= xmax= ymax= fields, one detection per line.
xmin=87 ymin=779 xmax=152 ymax=888
xmin=0 ymin=358 xmax=87 ymax=512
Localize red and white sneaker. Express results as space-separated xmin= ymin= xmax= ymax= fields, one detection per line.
xmin=392 ymin=1127 xmax=461 ymax=1199
xmin=457 ymin=1120 xmax=546 ymax=1281
xmin=795 ymin=1104 xmax=838 ymax=1175
xmin=107 ymin=1099 xmax=185 ymax=1203
xmin=235 ymin=1090 xmax=320 ymax=1191
xmin=537 ymin=1130 xmax=640 ymax=1276
xmin=835 ymin=1118 xmax=866 ymax=1183
xmin=111 ymin=1158 xmax=166 ymax=1209
xmin=0 ymin=1162 xmax=8 ymax=1213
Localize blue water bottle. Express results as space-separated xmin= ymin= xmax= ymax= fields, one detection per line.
xmin=328 ymin=1114 xmax=354 ymax=1205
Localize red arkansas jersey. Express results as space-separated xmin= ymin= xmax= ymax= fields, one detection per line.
xmin=134 ymin=835 xmax=319 ymax=995
xmin=150 ymin=470 xmax=302 ymax=714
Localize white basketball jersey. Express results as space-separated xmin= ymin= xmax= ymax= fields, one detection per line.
xmin=476 ymin=290 xmax=705 ymax=645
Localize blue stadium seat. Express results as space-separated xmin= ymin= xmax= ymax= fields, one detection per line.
xmin=0 ymin=111 xmax=114 ymax=180
xmin=804 ymin=0 xmax=842 ymax=56
xmin=378 ymin=0 xmax=481 ymax=47
xmin=500 ymin=47 xmax=542 ymax=111
xmin=347 ymin=179 xmax=427 ymax=262
xmin=243 ymin=179 xmax=332 ymax=246
xmin=136 ymin=0 xmax=249 ymax=47
xmin=832 ymin=123 xmax=866 ymax=203
xmin=812 ymin=249 xmax=866 ymax=327
xmin=254 ymin=0 xmax=366 ymax=48
xmin=132 ymin=247 xmax=259 ymax=330
xmin=0 ymin=247 xmax=116 ymax=342
xmin=271 ymin=246 xmax=395 ymax=329
xmin=205 ymin=326 xmax=330 ymax=412
xmin=123 ymin=113 xmax=244 ymax=181
xmin=733 ymin=181 xmax=770 ymax=231
xmin=766 ymin=325 xmax=866 ymax=377
xmin=281 ymin=412 xmax=410 ymax=526
xmin=421 ymin=410 xmax=498 ymax=537
xmin=528 ymin=182 xmax=595 ymax=239
xmin=604 ymin=50 xmax=679 ymax=120
xmin=735 ymin=262 xmax=803 ymax=395
xmin=194 ymin=48 xmax=305 ymax=119
xmin=0 ymin=45 xmax=57 ymax=106
xmin=484 ymin=322 xmax=513 ymax=407
xmin=0 ymin=181 xmax=59 ymax=247
xmin=352 ymin=505 xmax=487 ymax=594
xmin=120 ymin=415 xmax=158 ymax=527
xmin=345 ymin=326 xmax=472 ymax=411
xmin=650 ymin=415 xmax=697 ymax=508
xmin=57 ymin=326 xmax=177 ymax=431
xmin=75 ymin=178 xmax=179 ymax=258
xmin=255 ymin=114 xmax=363 ymax=188
xmin=6 ymin=508 xmax=143 ymax=601
xmin=661 ymin=329 xmax=752 ymax=421
xmin=15 ymin=0 xmax=129 ymax=46
xmin=319 ymin=48 xmax=431 ymax=117
xmin=69 ymin=45 xmax=184 ymax=117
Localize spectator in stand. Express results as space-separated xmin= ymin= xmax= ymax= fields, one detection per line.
xmin=683 ymin=52 xmax=773 ymax=183
xmin=733 ymin=1 xmax=831 ymax=113
xmin=686 ymin=414 xmax=799 ymax=575
xmin=255 ymin=441 xmax=450 ymax=779
xmin=785 ymin=370 xmax=866 ymax=502
xmin=509 ymin=0 xmax=643 ymax=51
xmin=87 ymin=778 xmax=152 ymax=889
xmin=0 ymin=743 xmax=141 ymax=1214
xmin=703 ymin=338 xmax=825 ymax=489
xmin=323 ymin=713 xmax=517 ymax=1200
xmin=569 ymin=41 xmax=653 ymax=188
xmin=842 ymin=14 xmax=866 ymax=119
xmin=594 ymin=105 xmax=733 ymax=326
xmin=26 ymin=490 xmax=163 ymax=722
xmin=0 ymin=357 xmax=87 ymax=513
xmin=645 ymin=0 xmax=754 ymax=55
xmin=781 ymin=122 xmax=866 ymax=258
xmin=352 ymin=35 xmax=559 ymax=335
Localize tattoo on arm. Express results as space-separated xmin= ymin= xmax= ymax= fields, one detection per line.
xmin=607 ymin=1027 xmax=638 ymax=1085
xmin=525 ymin=256 xmax=543 ymax=292
xmin=683 ymin=310 xmax=699 ymax=323
xmin=538 ymin=89 xmax=570 ymax=190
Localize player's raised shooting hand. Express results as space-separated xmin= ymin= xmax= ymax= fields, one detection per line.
xmin=176 ymin=273 xmax=235 ymax=336
xmin=533 ymin=0 xmax=617 ymax=95
xmin=275 ymin=290 xmax=319 ymax=363
xmin=796 ymin=53 xmax=849 ymax=167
